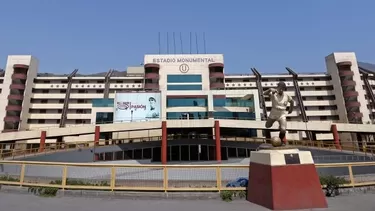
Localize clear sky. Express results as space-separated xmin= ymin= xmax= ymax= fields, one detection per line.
xmin=0 ymin=0 xmax=374 ymax=75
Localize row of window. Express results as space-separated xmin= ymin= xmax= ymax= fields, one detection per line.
xmin=166 ymin=98 xmax=254 ymax=107
xmin=167 ymin=75 xmax=202 ymax=91
xmin=166 ymin=112 xmax=256 ymax=120
xmin=167 ymin=85 xmax=202 ymax=90
xmin=167 ymin=75 xmax=202 ymax=83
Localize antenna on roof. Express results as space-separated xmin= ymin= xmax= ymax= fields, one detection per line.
xmin=180 ymin=32 xmax=184 ymax=54
xmin=166 ymin=32 xmax=169 ymax=54
xmin=189 ymin=32 xmax=192 ymax=54
xmin=173 ymin=32 xmax=176 ymax=54
xmin=195 ymin=32 xmax=199 ymax=54
xmin=158 ymin=32 xmax=161 ymax=54
xmin=203 ymin=32 xmax=207 ymax=54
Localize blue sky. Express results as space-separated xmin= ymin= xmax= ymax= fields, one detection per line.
xmin=0 ymin=0 xmax=374 ymax=75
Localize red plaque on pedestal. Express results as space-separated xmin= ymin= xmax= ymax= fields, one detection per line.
xmin=247 ymin=149 xmax=328 ymax=210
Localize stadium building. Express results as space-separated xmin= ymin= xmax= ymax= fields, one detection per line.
xmin=0 ymin=52 xmax=374 ymax=151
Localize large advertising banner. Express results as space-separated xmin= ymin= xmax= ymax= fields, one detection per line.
xmin=114 ymin=92 xmax=161 ymax=122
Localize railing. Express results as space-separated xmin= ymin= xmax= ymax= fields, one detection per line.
xmin=16 ymin=117 xmax=338 ymax=131
xmin=1 ymin=136 xmax=375 ymax=160
xmin=0 ymin=160 xmax=375 ymax=192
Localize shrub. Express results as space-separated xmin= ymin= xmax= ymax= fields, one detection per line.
xmin=220 ymin=190 xmax=247 ymax=202
xmin=0 ymin=175 xmax=20 ymax=182
xmin=28 ymin=186 xmax=59 ymax=197
xmin=320 ymin=175 xmax=348 ymax=197
xmin=220 ymin=190 xmax=233 ymax=202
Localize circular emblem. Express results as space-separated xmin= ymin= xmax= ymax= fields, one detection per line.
xmin=179 ymin=64 xmax=189 ymax=73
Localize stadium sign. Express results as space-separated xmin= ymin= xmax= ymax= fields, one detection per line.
xmin=152 ymin=57 xmax=215 ymax=63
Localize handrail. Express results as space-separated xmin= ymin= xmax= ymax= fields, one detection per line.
xmin=2 ymin=136 xmax=375 ymax=160
xmin=1 ymin=160 xmax=375 ymax=192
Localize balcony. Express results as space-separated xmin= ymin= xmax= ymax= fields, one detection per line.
xmin=6 ymin=105 xmax=22 ymax=111
xmin=7 ymin=95 xmax=24 ymax=100
xmin=343 ymin=91 xmax=359 ymax=98
xmin=144 ymin=63 xmax=160 ymax=69
xmin=337 ymin=61 xmax=352 ymax=67
xmin=144 ymin=83 xmax=160 ymax=90
xmin=12 ymin=73 xmax=27 ymax=80
xmin=9 ymin=84 xmax=25 ymax=90
xmin=339 ymin=70 xmax=354 ymax=77
xmin=4 ymin=116 xmax=20 ymax=122
xmin=341 ymin=80 xmax=356 ymax=87
xmin=13 ymin=64 xmax=29 ymax=69
xmin=145 ymin=73 xmax=160 ymax=79
xmin=345 ymin=101 xmax=361 ymax=111
xmin=209 ymin=72 xmax=225 ymax=79
xmin=210 ymin=82 xmax=225 ymax=89
xmin=208 ymin=63 xmax=224 ymax=68
xmin=347 ymin=112 xmax=363 ymax=119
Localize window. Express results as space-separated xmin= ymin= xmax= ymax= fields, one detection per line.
xmin=167 ymin=75 xmax=202 ymax=83
xmin=167 ymin=112 xmax=208 ymax=120
xmin=167 ymin=85 xmax=202 ymax=91
xmin=96 ymin=112 xmax=114 ymax=124
xmin=167 ymin=98 xmax=207 ymax=107
xmin=214 ymin=112 xmax=256 ymax=120
xmin=92 ymin=99 xmax=114 ymax=107
xmin=38 ymin=119 xmax=45 ymax=124
xmin=41 ymin=99 xmax=48 ymax=104
xmin=213 ymin=98 xmax=254 ymax=107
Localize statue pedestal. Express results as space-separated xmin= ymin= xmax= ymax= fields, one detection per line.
xmin=247 ymin=149 xmax=327 ymax=210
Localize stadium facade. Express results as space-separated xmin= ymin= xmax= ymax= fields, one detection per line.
xmin=0 ymin=52 xmax=374 ymax=144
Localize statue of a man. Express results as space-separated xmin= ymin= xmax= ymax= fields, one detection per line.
xmin=263 ymin=82 xmax=294 ymax=145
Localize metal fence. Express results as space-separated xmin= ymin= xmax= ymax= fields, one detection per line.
xmin=1 ymin=160 xmax=375 ymax=192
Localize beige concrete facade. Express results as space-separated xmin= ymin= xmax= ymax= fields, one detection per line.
xmin=0 ymin=52 xmax=374 ymax=143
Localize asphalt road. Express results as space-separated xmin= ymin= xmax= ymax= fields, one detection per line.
xmin=1 ymin=192 xmax=375 ymax=211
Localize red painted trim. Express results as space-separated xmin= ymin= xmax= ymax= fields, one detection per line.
xmin=331 ymin=124 xmax=341 ymax=150
xmin=144 ymin=63 xmax=160 ymax=69
xmin=39 ymin=131 xmax=46 ymax=152
xmin=247 ymin=162 xmax=328 ymax=210
xmin=208 ymin=63 xmax=224 ymax=68
xmin=13 ymin=64 xmax=29 ymax=69
xmin=214 ymin=120 xmax=221 ymax=163
xmin=161 ymin=121 xmax=167 ymax=164
xmin=94 ymin=126 xmax=100 ymax=146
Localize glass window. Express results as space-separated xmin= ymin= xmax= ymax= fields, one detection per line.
xmin=213 ymin=98 xmax=254 ymax=107
xmin=92 ymin=99 xmax=114 ymax=107
xmin=214 ymin=112 xmax=255 ymax=120
xmin=167 ymin=98 xmax=207 ymax=107
xmin=167 ymin=112 xmax=208 ymax=120
xmin=167 ymin=85 xmax=202 ymax=91
xmin=96 ymin=112 xmax=114 ymax=124
xmin=167 ymin=75 xmax=202 ymax=83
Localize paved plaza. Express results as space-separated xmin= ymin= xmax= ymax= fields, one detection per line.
xmin=1 ymin=192 xmax=375 ymax=211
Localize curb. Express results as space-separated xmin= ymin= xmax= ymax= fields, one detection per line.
xmin=0 ymin=185 xmax=221 ymax=200
xmin=1 ymin=185 xmax=375 ymax=200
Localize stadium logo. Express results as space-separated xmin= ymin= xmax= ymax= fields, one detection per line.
xmin=117 ymin=102 xmax=146 ymax=110
xmin=179 ymin=64 xmax=189 ymax=73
